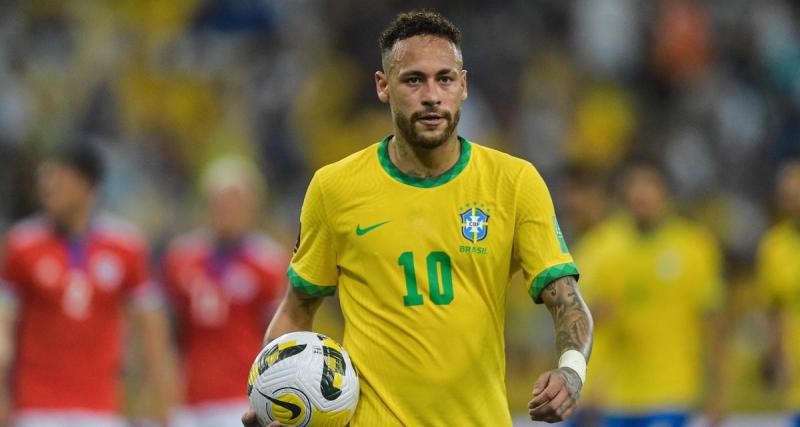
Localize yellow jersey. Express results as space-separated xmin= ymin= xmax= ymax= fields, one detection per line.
xmin=578 ymin=214 xmax=723 ymax=412
xmin=288 ymin=136 xmax=578 ymax=426
xmin=756 ymin=220 xmax=800 ymax=407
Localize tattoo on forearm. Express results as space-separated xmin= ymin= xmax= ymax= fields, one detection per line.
xmin=542 ymin=276 xmax=593 ymax=359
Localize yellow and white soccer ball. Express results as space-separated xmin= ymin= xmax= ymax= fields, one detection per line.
xmin=247 ymin=332 xmax=359 ymax=427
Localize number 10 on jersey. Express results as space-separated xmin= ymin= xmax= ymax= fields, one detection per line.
xmin=398 ymin=251 xmax=453 ymax=306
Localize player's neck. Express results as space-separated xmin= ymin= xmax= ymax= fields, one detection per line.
xmin=388 ymin=134 xmax=461 ymax=178
xmin=633 ymin=211 xmax=669 ymax=234
xmin=54 ymin=205 xmax=93 ymax=237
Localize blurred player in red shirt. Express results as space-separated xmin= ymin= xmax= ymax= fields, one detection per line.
xmin=0 ymin=142 xmax=174 ymax=427
xmin=164 ymin=157 xmax=287 ymax=427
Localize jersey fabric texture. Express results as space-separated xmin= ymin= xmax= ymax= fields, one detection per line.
xmin=756 ymin=220 xmax=800 ymax=407
xmin=288 ymin=136 xmax=577 ymax=426
xmin=578 ymin=214 xmax=723 ymax=412
xmin=163 ymin=231 xmax=287 ymax=405
xmin=0 ymin=214 xmax=154 ymax=412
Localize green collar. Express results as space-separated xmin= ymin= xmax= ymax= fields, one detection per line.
xmin=377 ymin=135 xmax=471 ymax=188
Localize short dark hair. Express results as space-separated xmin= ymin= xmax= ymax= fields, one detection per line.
xmin=379 ymin=10 xmax=462 ymax=55
xmin=51 ymin=140 xmax=105 ymax=186
xmin=619 ymin=154 xmax=675 ymax=192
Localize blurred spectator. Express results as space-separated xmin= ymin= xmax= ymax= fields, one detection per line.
xmin=163 ymin=156 xmax=287 ymax=427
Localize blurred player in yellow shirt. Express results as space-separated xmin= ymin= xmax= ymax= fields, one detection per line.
xmin=757 ymin=159 xmax=800 ymax=427
xmin=580 ymin=158 xmax=725 ymax=427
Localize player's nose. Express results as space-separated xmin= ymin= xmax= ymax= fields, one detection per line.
xmin=420 ymin=79 xmax=442 ymax=107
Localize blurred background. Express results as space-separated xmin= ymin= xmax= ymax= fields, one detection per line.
xmin=0 ymin=0 xmax=797 ymax=425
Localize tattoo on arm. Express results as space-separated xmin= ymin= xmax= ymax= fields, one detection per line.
xmin=264 ymin=288 xmax=324 ymax=345
xmin=293 ymin=288 xmax=324 ymax=312
xmin=541 ymin=275 xmax=593 ymax=360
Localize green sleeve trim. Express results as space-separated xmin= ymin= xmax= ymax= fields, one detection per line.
xmin=287 ymin=266 xmax=337 ymax=297
xmin=377 ymin=135 xmax=472 ymax=188
xmin=528 ymin=262 xmax=580 ymax=304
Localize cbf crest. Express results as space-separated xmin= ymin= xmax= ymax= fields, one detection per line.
xmin=460 ymin=206 xmax=489 ymax=243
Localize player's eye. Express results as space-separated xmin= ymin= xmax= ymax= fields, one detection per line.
xmin=438 ymin=76 xmax=454 ymax=84
xmin=405 ymin=77 xmax=421 ymax=85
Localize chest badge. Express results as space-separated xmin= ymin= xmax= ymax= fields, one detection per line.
xmin=460 ymin=207 xmax=489 ymax=243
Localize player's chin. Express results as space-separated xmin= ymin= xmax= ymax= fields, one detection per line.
xmin=412 ymin=128 xmax=450 ymax=148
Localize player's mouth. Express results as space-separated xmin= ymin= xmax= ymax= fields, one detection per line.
xmin=416 ymin=114 xmax=446 ymax=126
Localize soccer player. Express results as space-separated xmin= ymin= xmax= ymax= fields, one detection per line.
xmin=243 ymin=10 xmax=593 ymax=426
xmin=578 ymin=158 xmax=725 ymax=427
xmin=164 ymin=157 xmax=287 ymax=427
xmin=757 ymin=158 xmax=800 ymax=427
xmin=0 ymin=142 xmax=174 ymax=427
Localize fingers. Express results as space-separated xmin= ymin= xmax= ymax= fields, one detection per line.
xmin=529 ymin=372 xmax=555 ymax=408
xmin=241 ymin=411 xmax=261 ymax=427
xmin=532 ymin=371 xmax=550 ymax=396
xmin=268 ymin=422 xmax=283 ymax=427
xmin=530 ymin=387 xmax=569 ymax=420
xmin=528 ymin=372 xmax=578 ymax=422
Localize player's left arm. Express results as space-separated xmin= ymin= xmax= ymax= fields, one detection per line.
xmin=126 ymin=241 xmax=177 ymax=426
xmin=129 ymin=299 xmax=177 ymax=425
xmin=529 ymin=275 xmax=593 ymax=423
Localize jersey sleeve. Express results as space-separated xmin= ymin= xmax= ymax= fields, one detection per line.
xmin=287 ymin=172 xmax=338 ymax=297
xmin=513 ymin=163 xmax=579 ymax=303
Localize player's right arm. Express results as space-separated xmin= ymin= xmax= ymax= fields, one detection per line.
xmin=262 ymin=287 xmax=324 ymax=345
xmin=242 ymin=288 xmax=324 ymax=427
xmin=244 ymin=172 xmax=338 ymax=427
xmin=265 ymin=172 xmax=337 ymax=343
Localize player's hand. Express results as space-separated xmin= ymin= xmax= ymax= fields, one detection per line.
xmin=241 ymin=411 xmax=283 ymax=427
xmin=528 ymin=367 xmax=582 ymax=423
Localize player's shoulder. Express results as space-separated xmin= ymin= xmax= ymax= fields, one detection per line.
xmin=758 ymin=220 xmax=796 ymax=253
xmin=92 ymin=212 xmax=148 ymax=252
xmin=668 ymin=215 xmax=712 ymax=237
xmin=4 ymin=215 xmax=52 ymax=250
xmin=583 ymin=214 xmax=630 ymax=241
xmin=468 ymin=141 xmax=533 ymax=176
xmin=314 ymin=141 xmax=382 ymax=183
xmin=665 ymin=215 xmax=719 ymax=252
xmin=576 ymin=214 xmax=631 ymax=253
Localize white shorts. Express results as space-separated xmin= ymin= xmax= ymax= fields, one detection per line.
xmin=12 ymin=409 xmax=127 ymax=427
xmin=171 ymin=399 xmax=251 ymax=427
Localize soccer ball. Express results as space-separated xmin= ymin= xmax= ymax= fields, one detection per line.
xmin=247 ymin=332 xmax=360 ymax=427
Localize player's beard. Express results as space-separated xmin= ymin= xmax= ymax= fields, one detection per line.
xmin=395 ymin=108 xmax=460 ymax=150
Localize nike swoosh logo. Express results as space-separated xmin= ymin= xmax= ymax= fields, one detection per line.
xmin=260 ymin=390 xmax=302 ymax=420
xmin=356 ymin=220 xmax=391 ymax=236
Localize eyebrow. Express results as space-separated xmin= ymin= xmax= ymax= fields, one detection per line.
xmin=398 ymin=68 xmax=460 ymax=78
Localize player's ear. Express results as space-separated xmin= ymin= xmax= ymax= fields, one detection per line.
xmin=376 ymin=71 xmax=390 ymax=103
xmin=461 ymin=69 xmax=468 ymax=101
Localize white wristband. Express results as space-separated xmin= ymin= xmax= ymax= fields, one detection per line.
xmin=558 ymin=350 xmax=587 ymax=385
